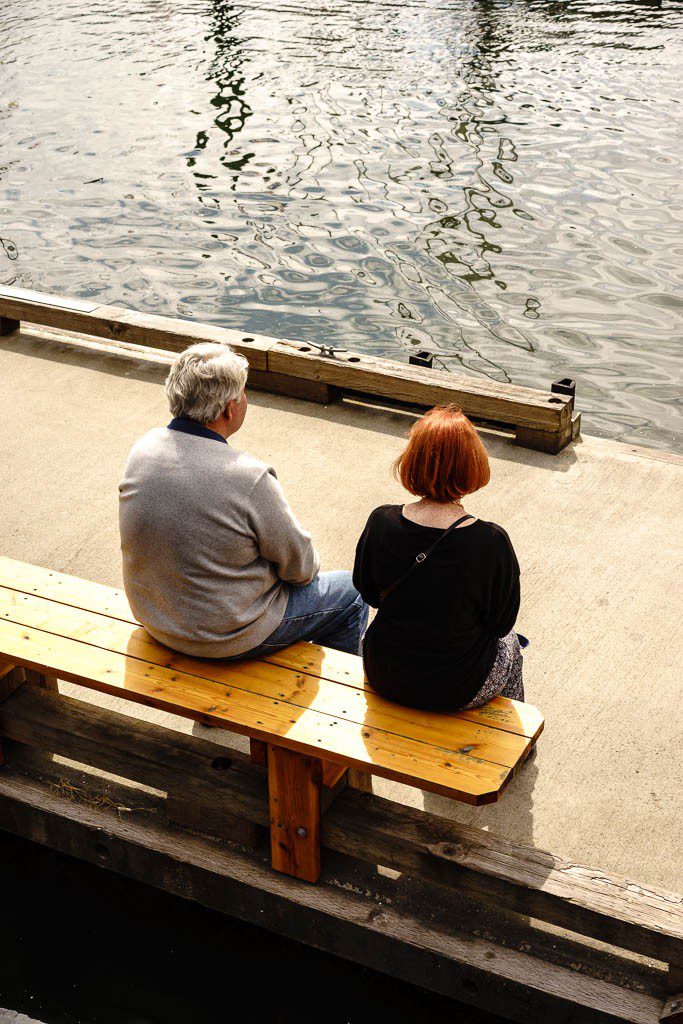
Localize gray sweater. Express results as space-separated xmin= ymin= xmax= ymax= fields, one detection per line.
xmin=119 ymin=420 xmax=320 ymax=657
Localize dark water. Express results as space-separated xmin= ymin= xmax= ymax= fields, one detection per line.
xmin=0 ymin=832 xmax=502 ymax=1024
xmin=1 ymin=0 xmax=682 ymax=449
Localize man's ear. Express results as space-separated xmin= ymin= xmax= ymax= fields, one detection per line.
xmin=224 ymin=399 xmax=236 ymax=421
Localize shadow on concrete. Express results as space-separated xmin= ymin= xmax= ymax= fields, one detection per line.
xmin=3 ymin=327 xmax=171 ymax=385
xmin=422 ymin=750 xmax=540 ymax=851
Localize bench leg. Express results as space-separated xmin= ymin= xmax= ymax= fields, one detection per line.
xmin=0 ymin=665 xmax=25 ymax=766
xmin=347 ymin=768 xmax=373 ymax=793
xmin=24 ymin=668 xmax=59 ymax=692
xmin=267 ymin=744 xmax=321 ymax=883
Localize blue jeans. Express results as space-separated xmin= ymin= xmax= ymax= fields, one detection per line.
xmin=237 ymin=571 xmax=369 ymax=658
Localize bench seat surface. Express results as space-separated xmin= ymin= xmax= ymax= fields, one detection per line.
xmin=0 ymin=557 xmax=543 ymax=805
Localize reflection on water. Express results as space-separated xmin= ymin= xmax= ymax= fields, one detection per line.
xmin=1 ymin=0 xmax=682 ymax=450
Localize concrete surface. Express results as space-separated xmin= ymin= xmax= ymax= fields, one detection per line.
xmin=1 ymin=326 xmax=682 ymax=892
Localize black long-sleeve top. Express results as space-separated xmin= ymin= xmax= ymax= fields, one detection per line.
xmin=353 ymin=505 xmax=520 ymax=710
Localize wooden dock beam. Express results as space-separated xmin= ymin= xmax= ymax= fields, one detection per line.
xmin=0 ymin=286 xmax=578 ymax=452
xmin=0 ymin=683 xmax=680 ymax=1023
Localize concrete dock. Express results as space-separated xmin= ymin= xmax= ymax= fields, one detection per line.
xmin=1 ymin=325 xmax=681 ymax=891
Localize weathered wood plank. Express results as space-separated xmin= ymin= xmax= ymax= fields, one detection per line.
xmin=0 ymin=558 xmax=544 ymax=743
xmin=324 ymin=792 xmax=683 ymax=970
xmin=268 ymin=342 xmax=573 ymax=434
xmin=661 ymin=994 xmax=683 ymax=1022
xmin=0 ymin=287 xmax=272 ymax=370
xmin=0 ymin=769 xmax=663 ymax=1024
xmin=0 ymin=685 xmax=269 ymax=826
xmin=0 ymin=731 xmax=665 ymax=999
xmin=267 ymin=744 xmax=321 ymax=882
xmin=0 ymin=286 xmax=577 ymax=447
xmin=166 ymin=794 xmax=259 ymax=848
xmin=0 ymin=686 xmax=678 ymax=969
xmin=248 ymin=368 xmax=339 ymax=404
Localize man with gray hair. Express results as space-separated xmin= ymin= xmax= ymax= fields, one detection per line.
xmin=119 ymin=343 xmax=368 ymax=659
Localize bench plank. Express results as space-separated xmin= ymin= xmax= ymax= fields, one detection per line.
xmin=262 ymin=643 xmax=544 ymax=741
xmin=0 ymin=617 xmax=510 ymax=802
xmin=0 ymin=558 xmax=543 ymax=743
xmin=0 ymin=587 xmax=531 ymax=770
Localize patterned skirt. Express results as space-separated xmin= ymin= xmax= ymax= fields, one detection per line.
xmin=460 ymin=631 xmax=525 ymax=709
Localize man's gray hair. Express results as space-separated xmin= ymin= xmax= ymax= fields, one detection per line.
xmin=165 ymin=343 xmax=249 ymax=423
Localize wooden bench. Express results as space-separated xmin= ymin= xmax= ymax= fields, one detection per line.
xmin=0 ymin=557 xmax=543 ymax=882
xmin=0 ymin=285 xmax=580 ymax=452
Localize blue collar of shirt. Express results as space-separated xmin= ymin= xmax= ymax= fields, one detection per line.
xmin=167 ymin=417 xmax=227 ymax=444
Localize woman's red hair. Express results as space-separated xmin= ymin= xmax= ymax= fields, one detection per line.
xmin=394 ymin=404 xmax=490 ymax=502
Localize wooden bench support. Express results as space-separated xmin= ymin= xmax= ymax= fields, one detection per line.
xmin=267 ymin=744 xmax=321 ymax=882
xmin=0 ymin=663 xmax=58 ymax=767
xmin=0 ymin=664 xmax=24 ymax=765
xmin=24 ymin=668 xmax=59 ymax=692
xmin=252 ymin=737 xmax=346 ymax=790
xmin=347 ymin=767 xmax=373 ymax=793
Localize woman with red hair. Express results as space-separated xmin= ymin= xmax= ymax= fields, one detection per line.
xmin=353 ymin=404 xmax=524 ymax=711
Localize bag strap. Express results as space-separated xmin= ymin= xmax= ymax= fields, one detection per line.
xmin=379 ymin=513 xmax=474 ymax=603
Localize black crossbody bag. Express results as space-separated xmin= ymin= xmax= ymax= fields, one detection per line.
xmin=379 ymin=514 xmax=474 ymax=603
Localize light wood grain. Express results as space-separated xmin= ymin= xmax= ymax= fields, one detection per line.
xmin=262 ymin=640 xmax=544 ymax=740
xmin=0 ymin=558 xmax=545 ymax=742
xmin=268 ymin=743 xmax=321 ymax=882
xmin=0 ymin=615 xmax=511 ymax=802
xmin=0 ymin=586 xmax=530 ymax=771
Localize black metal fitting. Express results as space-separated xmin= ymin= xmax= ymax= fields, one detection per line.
xmin=409 ymin=351 xmax=434 ymax=369
xmin=551 ymin=378 xmax=576 ymax=400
